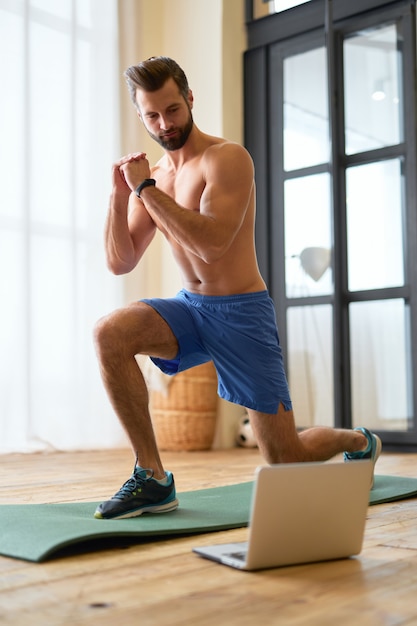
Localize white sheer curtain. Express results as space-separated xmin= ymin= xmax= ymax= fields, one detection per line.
xmin=0 ymin=0 xmax=128 ymax=451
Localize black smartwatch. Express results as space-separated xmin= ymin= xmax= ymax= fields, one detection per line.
xmin=135 ymin=178 xmax=156 ymax=198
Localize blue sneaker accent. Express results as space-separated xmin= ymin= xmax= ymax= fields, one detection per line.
xmin=344 ymin=427 xmax=382 ymax=488
xmin=94 ymin=466 xmax=179 ymax=520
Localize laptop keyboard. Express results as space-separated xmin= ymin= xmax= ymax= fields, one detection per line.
xmin=229 ymin=551 xmax=247 ymax=561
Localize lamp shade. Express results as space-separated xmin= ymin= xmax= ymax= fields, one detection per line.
xmin=299 ymin=247 xmax=331 ymax=281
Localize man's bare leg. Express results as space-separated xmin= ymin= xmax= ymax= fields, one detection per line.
xmin=247 ymin=403 xmax=370 ymax=465
xmin=94 ymin=302 xmax=179 ymax=480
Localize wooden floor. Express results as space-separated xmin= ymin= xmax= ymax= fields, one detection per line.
xmin=1 ymin=448 xmax=417 ymax=625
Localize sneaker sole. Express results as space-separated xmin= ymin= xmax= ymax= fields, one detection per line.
xmin=95 ymin=498 xmax=179 ymax=520
xmin=371 ymin=434 xmax=382 ymax=489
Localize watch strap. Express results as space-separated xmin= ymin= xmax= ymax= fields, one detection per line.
xmin=135 ymin=178 xmax=156 ymax=198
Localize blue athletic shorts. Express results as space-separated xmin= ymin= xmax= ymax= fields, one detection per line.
xmin=140 ymin=289 xmax=292 ymax=415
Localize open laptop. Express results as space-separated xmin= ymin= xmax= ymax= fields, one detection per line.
xmin=193 ymin=460 xmax=372 ymax=571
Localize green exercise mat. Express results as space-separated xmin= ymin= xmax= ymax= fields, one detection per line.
xmin=0 ymin=474 xmax=416 ymax=562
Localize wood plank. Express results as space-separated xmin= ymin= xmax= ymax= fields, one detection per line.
xmin=0 ymin=449 xmax=416 ymax=625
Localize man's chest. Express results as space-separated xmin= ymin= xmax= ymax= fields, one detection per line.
xmin=157 ymin=167 xmax=206 ymax=211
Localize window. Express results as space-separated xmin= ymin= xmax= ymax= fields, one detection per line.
xmin=245 ymin=0 xmax=417 ymax=448
xmin=251 ymin=0 xmax=312 ymax=20
xmin=0 ymin=0 xmax=125 ymax=451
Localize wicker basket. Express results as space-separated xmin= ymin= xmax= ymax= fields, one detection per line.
xmin=150 ymin=361 xmax=218 ymax=451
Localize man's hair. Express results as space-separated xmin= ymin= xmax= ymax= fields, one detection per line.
xmin=124 ymin=56 xmax=190 ymax=109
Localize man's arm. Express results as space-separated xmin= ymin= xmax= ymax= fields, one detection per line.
xmin=105 ymin=155 xmax=156 ymax=275
xmin=137 ymin=143 xmax=255 ymax=264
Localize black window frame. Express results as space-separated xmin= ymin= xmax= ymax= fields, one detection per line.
xmin=244 ymin=0 xmax=417 ymax=450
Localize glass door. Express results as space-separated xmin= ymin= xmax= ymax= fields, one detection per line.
xmin=270 ymin=40 xmax=335 ymax=428
xmin=343 ymin=23 xmax=413 ymax=435
xmin=266 ymin=6 xmax=417 ymax=445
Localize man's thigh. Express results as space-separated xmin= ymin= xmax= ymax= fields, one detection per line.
xmin=111 ymin=301 xmax=179 ymax=360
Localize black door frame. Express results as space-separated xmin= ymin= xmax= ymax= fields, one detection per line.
xmin=244 ymin=0 xmax=417 ymax=449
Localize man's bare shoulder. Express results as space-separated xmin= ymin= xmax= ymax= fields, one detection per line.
xmin=203 ymin=136 xmax=250 ymax=153
xmin=202 ymin=138 xmax=253 ymax=168
xmin=151 ymin=154 xmax=169 ymax=177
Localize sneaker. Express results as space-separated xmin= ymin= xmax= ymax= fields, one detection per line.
xmin=94 ymin=466 xmax=179 ymax=520
xmin=343 ymin=427 xmax=382 ymax=489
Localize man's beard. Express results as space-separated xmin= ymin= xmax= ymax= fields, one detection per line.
xmin=150 ymin=112 xmax=194 ymax=151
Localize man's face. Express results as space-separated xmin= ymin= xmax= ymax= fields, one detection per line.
xmin=136 ymin=78 xmax=194 ymax=151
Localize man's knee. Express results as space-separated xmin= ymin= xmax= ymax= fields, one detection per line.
xmin=93 ymin=308 xmax=136 ymax=360
xmin=94 ymin=311 xmax=117 ymax=359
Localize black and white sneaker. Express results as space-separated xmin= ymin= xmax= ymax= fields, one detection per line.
xmin=94 ymin=466 xmax=179 ymax=520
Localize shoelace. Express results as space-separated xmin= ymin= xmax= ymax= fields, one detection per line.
xmin=113 ymin=467 xmax=154 ymax=500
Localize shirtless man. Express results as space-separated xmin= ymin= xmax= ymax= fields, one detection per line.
xmin=93 ymin=56 xmax=381 ymax=520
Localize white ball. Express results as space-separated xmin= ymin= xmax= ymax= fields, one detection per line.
xmin=236 ymin=414 xmax=258 ymax=448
